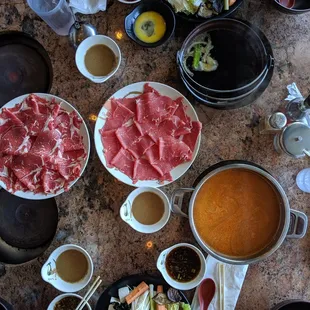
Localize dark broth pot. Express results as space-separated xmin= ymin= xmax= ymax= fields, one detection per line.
xmin=272 ymin=299 xmax=310 ymax=310
xmin=0 ymin=297 xmax=13 ymax=310
xmin=170 ymin=161 xmax=308 ymax=265
xmin=178 ymin=19 xmax=272 ymax=98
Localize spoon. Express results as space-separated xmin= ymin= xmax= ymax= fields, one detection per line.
xmin=69 ymin=21 xmax=97 ymax=49
xmin=198 ymin=278 xmax=216 ymax=310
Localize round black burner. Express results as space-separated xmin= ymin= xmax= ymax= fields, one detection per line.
xmin=0 ymin=190 xmax=58 ymax=250
xmin=0 ymin=31 xmax=53 ymax=108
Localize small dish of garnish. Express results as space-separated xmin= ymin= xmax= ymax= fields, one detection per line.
xmin=125 ymin=0 xmax=176 ymax=48
xmin=156 ymin=243 xmax=206 ymax=290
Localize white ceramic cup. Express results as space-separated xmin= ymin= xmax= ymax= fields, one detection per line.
xmin=120 ymin=187 xmax=171 ymax=234
xmin=156 ymin=243 xmax=206 ymax=290
xmin=75 ymin=35 xmax=121 ymax=83
xmin=41 ymin=244 xmax=93 ymax=293
xmin=47 ymin=293 xmax=91 ymax=310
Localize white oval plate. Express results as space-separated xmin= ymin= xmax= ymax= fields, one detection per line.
xmin=0 ymin=93 xmax=90 ymax=200
xmin=94 ymin=82 xmax=201 ymax=187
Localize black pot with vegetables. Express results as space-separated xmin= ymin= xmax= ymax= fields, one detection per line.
xmin=177 ymin=18 xmax=274 ymax=109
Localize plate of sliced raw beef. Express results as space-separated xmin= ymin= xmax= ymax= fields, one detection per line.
xmin=95 ymin=82 xmax=202 ymax=187
xmin=0 ymin=93 xmax=90 ymax=200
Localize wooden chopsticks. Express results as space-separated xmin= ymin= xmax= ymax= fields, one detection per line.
xmin=76 ymin=276 xmax=102 ymax=310
xmin=218 ymin=263 xmax=225 ymax=310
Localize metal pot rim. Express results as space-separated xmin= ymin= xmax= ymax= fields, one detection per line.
xmin=188 ymin=163 xmax=291 ymax=265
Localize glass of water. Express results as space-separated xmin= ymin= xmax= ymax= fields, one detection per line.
xmin=27 ymin=0 xmax=75 ymax=36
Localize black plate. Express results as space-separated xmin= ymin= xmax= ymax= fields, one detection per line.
xmin=95 ymin=274 xmax=189 ymax=310
xmin=125 ymin=0 xmax=176 ymax=48
xmin=167 ymin=0 xmax=244 ymax=23
xmin=0 ymin=31 xmax=53 ymax=108
xmin=0 ymin=189 xmax=58 ymax=264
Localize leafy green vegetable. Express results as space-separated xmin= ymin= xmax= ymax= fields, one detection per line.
xmin=181 ymin=302 xmax=191 ymax=310
xmin=167 ymin=0 xmax=202 ymax=15
xmin=193 ymin=44 xmax=201 ymax=70
xmin=167 ymin=303 xmax=180 ymax=310
xmin=224 ymin=0 xmax=229 ymax=10
xmin=166 ymin=302 xmax=191 ymax=310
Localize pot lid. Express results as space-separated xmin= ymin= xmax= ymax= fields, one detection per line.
xmin=0 ymin=190 xmax=58 ymax=249
xmin=0 ymin=31 xmax=53 ymax=108
xmin=281 ymin=122 xmax=310 ymax=157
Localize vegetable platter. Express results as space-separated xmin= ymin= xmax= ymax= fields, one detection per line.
xmin=165 ymin=0 xmax=243 ymax=23
xmin=95 ymin=274 xmax=190 ymax=310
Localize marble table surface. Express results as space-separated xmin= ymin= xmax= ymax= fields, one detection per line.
xmin=0 ymin=0 xmax=310 ymax=309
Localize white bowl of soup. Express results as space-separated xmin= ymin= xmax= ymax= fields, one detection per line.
xmin=41 ymin=244 xmax=94 ymax=292
xmin=120 ymin=187 xmax=171 ymax=233
xmin=170 ymin=161 xmax=308 ymax=265
xmin=75 ymin=35 xmax=121 ymax=83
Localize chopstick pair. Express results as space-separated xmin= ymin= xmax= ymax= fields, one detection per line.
xmin=218 ymin=263 xmax=225 ymax=310
xmin=76 ymin=276 xmax=102 ymax=310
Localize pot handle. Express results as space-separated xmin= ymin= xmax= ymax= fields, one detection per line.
xmin=170 ymin=188 xmax=195 ymax=218
xmin=287 ymin=209 xmax=308 ymax=239
xmin=268 ymin=54 xmax=275 ymax=69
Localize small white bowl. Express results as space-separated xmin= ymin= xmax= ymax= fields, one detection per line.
xmin=157 ymin=243 xmax=206 ymax=290
xmin=75 ymin=35 xmax=121 ymax=83
xmin=118 ymin=0 xmax=141 ymax=4
xmin=41 ymin=244 xmax=94 ymax=293
xmin=120 ymin=187 xmax=171 ymax=234
xmin=47 ymin=293 xmax=91 ymax=310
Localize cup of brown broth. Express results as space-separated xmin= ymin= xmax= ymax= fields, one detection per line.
xmin=75 ymin=35 xmax=121 ymax=83
xmin=120 ymin=187 xmax=171 ymax=233
xmin=41 ymin=244 xmax=93 ymax=292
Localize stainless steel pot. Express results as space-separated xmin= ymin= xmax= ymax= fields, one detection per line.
xmin=171 ymin=162 xmax=308 ymax=265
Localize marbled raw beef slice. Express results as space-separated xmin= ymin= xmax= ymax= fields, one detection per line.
xmin=182 ymin=121 xmax=202 ymax=152
xmin=116 ymin=124 xmax=154 ymax=159
xmin=133 ymin=158 xmax=161 ymax=183
xmin=110 ymin=148 xmax=135 ymax=178
xmin=135 ymin=92 xmax=178 ymax=124
xmin=100 ymin=129 xmax=122 ymax=168
xmin=41 ymin=168 xmax=66 ymax=194
xmin=103 ymin=102 xmax=135 ymax=131
xmin=11 ymin=153 xmax=44 ymax=191
xmin=0 ymin=127 xmax=31 ymax=155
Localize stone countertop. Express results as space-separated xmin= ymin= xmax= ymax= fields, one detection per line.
xmin=0 ymin=0 xmax=310 ymax=309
